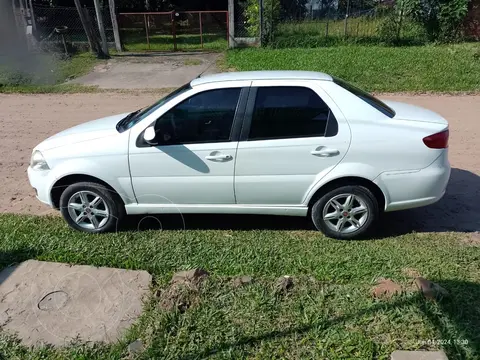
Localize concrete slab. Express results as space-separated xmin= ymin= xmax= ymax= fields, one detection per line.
xmin=0 ymin=260 xmax=151 ymax=346
xmin=391 ymin=350 xmax=449 ymax=360
xmin=70 ymin=53 xmax=221 ymax=89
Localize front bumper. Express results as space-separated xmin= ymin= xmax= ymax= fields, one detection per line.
xmin=375 ymin=151 xmax=451 ymax=212
xmin=27 ymin=166 xmax=53 ymax=207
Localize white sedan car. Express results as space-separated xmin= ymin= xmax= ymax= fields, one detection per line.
xmin=28 ymin=71 xmax=450 ymax=239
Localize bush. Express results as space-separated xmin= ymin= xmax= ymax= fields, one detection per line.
xmin=245 ymin=0 xmax=281 ymax=42
xmin=393 ymin=0 xmax=470 ymax=42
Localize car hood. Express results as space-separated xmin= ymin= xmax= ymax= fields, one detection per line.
xmin=36 ymin=112 xmax=130 ymax=151
xmin=382 ymin=100 xmax=448 ymax=125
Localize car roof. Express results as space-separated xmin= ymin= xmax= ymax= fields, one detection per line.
xmin=190 ymin=70 xmax=333 ymax=87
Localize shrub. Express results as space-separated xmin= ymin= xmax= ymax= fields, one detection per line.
xmin=245 ymin=0 xmax=281 ymax=42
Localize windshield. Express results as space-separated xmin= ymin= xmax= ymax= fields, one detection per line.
xmin=117 ymin=83 xmax=192 ymax=132
xmin=333 ymin=77 xmax=395 ymax=118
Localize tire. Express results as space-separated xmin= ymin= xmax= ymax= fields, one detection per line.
xmin=310 ymin=185 xmax=379 ymax=240
xmin=59 ymin=182 xmax=125 ymax=234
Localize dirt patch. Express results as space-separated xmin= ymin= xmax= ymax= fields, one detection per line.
xmin=461 ymin=231 xmax=480 ymax=246
xmin=156 ymin=269 xmax=209 ymax=312
xmin=0 ymin=93 xmax=479 ymax=234
xmin=402 ymin=268 xmax=421 ymax=278
xmin=371 ymin=278 xmax=403 ymax=299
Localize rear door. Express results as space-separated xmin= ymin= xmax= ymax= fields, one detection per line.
xmin=234 ymin=80 xmax=351 ymax=205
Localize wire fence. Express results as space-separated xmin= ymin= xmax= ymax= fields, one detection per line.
xmin=33 ymin=5 xmax=114 ymax=45
xmin=229 ymin=0 xmax=438 ymax=47
xmin=118 ymin=11 xmax=229 ymax=51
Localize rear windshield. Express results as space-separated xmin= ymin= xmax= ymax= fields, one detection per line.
xmin=333 ymin=77 xmax=395 ymax=118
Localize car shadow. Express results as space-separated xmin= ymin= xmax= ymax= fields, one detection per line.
xmin=120 ymin=167 xmax=479 ymax=235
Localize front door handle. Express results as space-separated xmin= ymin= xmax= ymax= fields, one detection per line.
xmin=205 ymin=152 xmax=232 ymax=161
xmin=311 ymin=147 xmax=340 ymax=157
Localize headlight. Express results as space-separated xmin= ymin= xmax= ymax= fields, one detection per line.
xmin=30 ymin=150 xmax=50 ymax=170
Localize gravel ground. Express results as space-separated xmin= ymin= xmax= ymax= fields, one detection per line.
xmin=1 ymin=93 xmax=478 ymax=233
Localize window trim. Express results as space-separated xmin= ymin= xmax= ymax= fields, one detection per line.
xmin=240 ymin=85 xmax=338 ymax=142
xmin=136 ymin=87 xmax=250 ymax=148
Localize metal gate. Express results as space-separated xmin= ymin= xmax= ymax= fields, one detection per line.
xmin=118 ymin=11 xmax=229 ymax=51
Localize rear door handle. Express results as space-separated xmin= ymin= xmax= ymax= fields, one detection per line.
xmin=311 ymin=148 xmax=340 ymax=157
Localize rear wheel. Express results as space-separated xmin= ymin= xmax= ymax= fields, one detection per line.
xmin=310 ymin=185 xmax=379 ymax=240
xmin=59 ymin=182 xmax=125 ymax=233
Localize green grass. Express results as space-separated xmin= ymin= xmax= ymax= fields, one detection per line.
xmin=0 ymin=52 xmax=99 ymax=93
xmin=226 ymin=43 xmax=480 ymax=92
xmin=120 ymin=30 xmax=228 ymax=51
xmin=0 ymin=214 xmax=479 ymax=359
xmin=271 ymin=15 xmax=427 ymax=48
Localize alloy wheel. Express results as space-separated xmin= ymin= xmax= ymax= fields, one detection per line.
xmin=67 ymin=190 xmax=110 ymax=230
xmin=322 ymin=193 xmax=369 ymax=234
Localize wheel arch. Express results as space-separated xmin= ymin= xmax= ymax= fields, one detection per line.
xmin=50 ymin=174 xmax=125 ymax=210
xmin=307 ymin=176 xmax=386 ymax=213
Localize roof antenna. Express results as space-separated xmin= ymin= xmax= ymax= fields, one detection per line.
xmin=196 ymin=57 xmax=217 ymax=78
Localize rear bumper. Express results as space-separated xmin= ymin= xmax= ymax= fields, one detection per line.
xmin=27 ymin=166 xmax=53 ymax=207
xmin=374 ymin=151 xmax=451 ymax=212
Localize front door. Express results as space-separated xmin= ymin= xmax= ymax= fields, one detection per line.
xmin=129 ymin=86 xmax=245 ymax=205
xmin=234 ymin=81 xmax=351 ymax=205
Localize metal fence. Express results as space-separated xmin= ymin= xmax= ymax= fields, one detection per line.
xmin=262 ymin=0 xmax=406 ymax=47
xmin=229 ymin=0 xmax=436 ymax=47
xmin=33 ymin=5 xmax=114 ymax=45
xmin=118 ymin=11 xmax=229 ymax=51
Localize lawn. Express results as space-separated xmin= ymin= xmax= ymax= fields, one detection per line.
xmin=0 ymin=52 xmax=99 ymax=93
xmin=226 ymin=43 xmax=480 ymax=92
xmin=120 ymin=29 xmax=228 ymax=51
xmin=0 ymin=214 xmax=479 ymax=359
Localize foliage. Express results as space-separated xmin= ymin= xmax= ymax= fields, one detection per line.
xmin=226 ymin=44 xmax=480 ymax=92
xmin=412 ymin=0 xmax=469 ymax=40
xmin=245 ymin=0 xmax=281 ymax=41
xmin=379 ymin=0 xmax=470 ymax=42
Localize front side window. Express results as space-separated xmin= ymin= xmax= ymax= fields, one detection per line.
xmin=248 ymin=86 xmax=332 ymax=141
xmin=154 ymin=88 xmax=241 ymax=145
xmin=117 ymin=83 xmax=192 ymax=132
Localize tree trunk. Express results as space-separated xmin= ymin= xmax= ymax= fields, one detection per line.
xmin=108 ymin=0 xmax=122 ymax=51
xmin=73 ymin=0 xmax=108 ymax=58
xmin=93 ymin=0 xmax=109 ymax=55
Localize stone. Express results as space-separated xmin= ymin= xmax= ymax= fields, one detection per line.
xmin=415 ymin=277 xmax=449 ymax=301
xmin=128 ymin=339 xmax=144 ymax=355
xmin=274 ymin=275 xmax=294 ymax=294
xmin=372 ymin=278 xmax=403 ymax=299
xmin=233 ymin=275 xmax=253 ymax=287
xmin=0 ymin=260 xmax=151 ymax=347
xmin=391 ymin=350 xmax=449 ymax=360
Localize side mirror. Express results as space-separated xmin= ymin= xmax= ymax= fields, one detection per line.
xmin=143 ymin=126 xmax=157 ymax=145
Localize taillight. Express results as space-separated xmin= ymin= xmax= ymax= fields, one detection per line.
xmin=423 ymin=129 xmax=449 ymax=149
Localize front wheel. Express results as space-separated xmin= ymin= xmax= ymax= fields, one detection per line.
xmin=310 ymin=185 xmax=379 ymax=240
xmin=59 ymin=182 xmax=125 ymax=233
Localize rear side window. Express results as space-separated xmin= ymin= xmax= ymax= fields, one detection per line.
xmin=248 ymin=86 xmax=335 ymax=141
xmin=333 ymin=77 xmax=395 ymax=118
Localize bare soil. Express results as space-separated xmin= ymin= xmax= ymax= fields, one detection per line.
xmin=1 ymin=93 xmax=479 ymax=233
